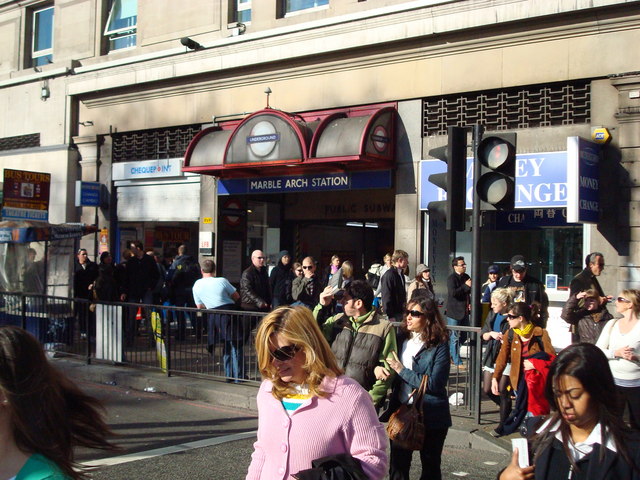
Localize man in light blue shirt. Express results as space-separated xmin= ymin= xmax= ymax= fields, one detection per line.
xmin=192 ymin=259 xmax=243 ymax=381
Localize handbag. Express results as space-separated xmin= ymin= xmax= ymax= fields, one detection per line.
xmin=385 ymin=374 xmax=429 ymax=450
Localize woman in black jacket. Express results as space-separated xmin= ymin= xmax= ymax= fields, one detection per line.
xmin=269 ymin=250 xmax=292 ymax=308
xmin=499 ymin=343 xmax=640 ymax=480
xmin=480 ymin=287 xmax=512 ymax=437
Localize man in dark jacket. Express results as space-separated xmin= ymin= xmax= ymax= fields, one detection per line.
xmin=380 ymin=249 xmax=408 ymax=321
xmin=566 ymin=252 xmax=612 ymax=343
xmin=497 ymin=254 xmax=549 ymax=327
xmin=269 ymin=250 xmax=292 ymax=308
xmin=74 ymin=248 xmax=99 ymax=338
xmin=240 ymin=250 xmax=271 ymax=312
xmin=166 ymin=245 xmax=201 ymax=339
xmin=291 ymin=256 xmax=321 ymax=309
xmin=120 ymin=240 xmax=160 ymax=345
xmin=446 ymin=256 xmax=471 ymax=367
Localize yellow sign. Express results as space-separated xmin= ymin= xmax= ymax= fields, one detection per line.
xmin=202 ymin=217 xmax=213 ymax=224
xmin=592 ymin=127 xmax=611 ymax=144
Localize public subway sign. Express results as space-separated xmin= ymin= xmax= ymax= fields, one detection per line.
xmin=419 ymin=151 xmax=568 ymax=210
xmin=218 ymin=170 xmax=392 ymax=195
xmin=566 ymin=136 xmax=600 ymax=224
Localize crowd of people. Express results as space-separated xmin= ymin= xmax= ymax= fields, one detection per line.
xmin=64 ymin=244 xmax=640 ymax=479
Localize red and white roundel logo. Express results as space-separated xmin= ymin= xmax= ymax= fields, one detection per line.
xmin=372 ymin=125 xmax=390 ymax=153
xmin=223 ymin=199 xmax=243 ymax=227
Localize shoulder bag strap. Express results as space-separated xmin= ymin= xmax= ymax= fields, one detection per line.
xmin=412 ymin=374 xmax=429 ymax=408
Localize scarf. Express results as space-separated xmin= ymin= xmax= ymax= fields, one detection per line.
xmin=513 ymin=322 xmax=534 ymax=337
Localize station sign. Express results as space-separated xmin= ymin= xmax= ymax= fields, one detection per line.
xmin=218 ymin=170 xmax=392 ymax=195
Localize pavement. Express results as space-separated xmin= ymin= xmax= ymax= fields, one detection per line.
xmin=52 ymin=356 xmax=515 ymax=455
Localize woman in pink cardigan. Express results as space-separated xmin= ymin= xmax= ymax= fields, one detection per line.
xmin=246 ymin=306 xmax=388 ymax=480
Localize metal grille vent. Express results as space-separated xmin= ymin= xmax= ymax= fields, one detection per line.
xmin=112 ymin=124 xmax=202 ymax=162
xmin=0 ymin=133 xmax=40 ymax=152
xmin=423 ymin=81 xmax=591 ymax=136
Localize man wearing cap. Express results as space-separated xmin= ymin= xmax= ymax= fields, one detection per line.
xmin=497 ymin=255 xmax=549 ymax=327
xmin=481 ymin=265 xmax=502 ymax=303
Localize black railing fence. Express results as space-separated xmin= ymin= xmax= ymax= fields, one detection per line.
xmin=0 ymin=292 xmax=484 ymax=421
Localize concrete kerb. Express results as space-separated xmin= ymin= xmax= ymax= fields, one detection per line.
xmin=52 ymin=357 xmax=510 ymax=454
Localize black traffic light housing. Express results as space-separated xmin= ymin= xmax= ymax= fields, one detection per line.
xmin=475 ymin=133 xmax=517 ymax=210
xmin=427 ymin=126 xmax=467 ymax=231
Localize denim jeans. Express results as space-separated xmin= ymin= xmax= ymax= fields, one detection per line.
xmin=222 ymin=340 xmax=242 ymax=381
xmin=446 ymin=316 xmax=467 ymax=365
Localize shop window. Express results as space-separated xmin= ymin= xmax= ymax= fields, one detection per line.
xmin=284 ymin=0 xmax=328 ymax=15
xmin=232 ymin=0 xmax=251 ymax=23
xmin=31 ymin=5 xmax=54 ymax=67
xmin=104 ymin=0 xmax=137 ymax=52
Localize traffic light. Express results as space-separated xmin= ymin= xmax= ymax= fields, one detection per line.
xmin=427 ymin=126 xmax=467 ymax=231
xmin=475 ymin=133 xmax=517 ymax=210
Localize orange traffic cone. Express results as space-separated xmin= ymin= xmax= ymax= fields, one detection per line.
xmin=136 ymin=307 xmax=143 ymax=323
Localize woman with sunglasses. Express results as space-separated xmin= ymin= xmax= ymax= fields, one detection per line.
xmin=499 ymin=343 xmax=640 ymax=480
xmin=378 ymin=295 xmax=451 ymax=480
xmin=247 ymin=306 xmax=387 ymax=480
xmin=596 ymin=289 xmax=640 ymax=430
xmin=491 ymin=302 xmax=555 ymax=436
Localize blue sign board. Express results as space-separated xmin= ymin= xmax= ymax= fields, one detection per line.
xmin=1 ymin=207 xmax=48 ymax=221
xmin=566 ymin=137 xmax=600 ymax=224
xmin=75 ymin=181 xmax=101 ymax=207
xmin=495 ymin=208 xmax=569 ymax=230
xmin=218 ymin=170 xmax=392 ymax=195
xmin=420 ymin=151 xmax=568 ymax=210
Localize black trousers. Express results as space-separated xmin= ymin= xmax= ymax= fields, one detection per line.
xmin=617 ymin=385 xmax=640 ymax=431
xmin=389 ymin=427 xmax=448 ymax=480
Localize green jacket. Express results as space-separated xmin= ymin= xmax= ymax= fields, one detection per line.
xmin=314 ymin=304 xmax=397 ymax=407
xmin=16 ymin=454 xmax=69 ymax=480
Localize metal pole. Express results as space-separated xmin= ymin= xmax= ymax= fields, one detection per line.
xmin=471 ymin=124 xmax=484 ymax=423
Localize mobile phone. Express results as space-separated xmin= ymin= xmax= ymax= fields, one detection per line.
xmin=511 ymin=438 xmax=529 ymax=467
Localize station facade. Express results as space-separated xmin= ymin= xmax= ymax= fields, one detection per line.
xmin=1 ymin=0 xmax=639 ymax=305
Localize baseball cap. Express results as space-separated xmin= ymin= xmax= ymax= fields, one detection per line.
xmin=510 ymin=255 xmax=527 ymax=272
xmin=488 ymin=265 xmax=500 ymax=274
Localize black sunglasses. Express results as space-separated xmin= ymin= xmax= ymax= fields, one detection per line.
xmin=302 ymin=265 xmax=314 ymax=269
xmin=270 ymin=345 xmax=300 ymax=361
xmin=506 ymin=314 xmax=520 ymax=319
xmin=405 ymin=309 xmax=425 ymax=317
xmin=617 ymin=297 xmax=631 ymax=303
xmin=296 ymin=269 xmax=303 ymax=273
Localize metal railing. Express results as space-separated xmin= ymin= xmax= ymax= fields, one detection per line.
xmin=0 ymin=292 xmax=485 ymax=420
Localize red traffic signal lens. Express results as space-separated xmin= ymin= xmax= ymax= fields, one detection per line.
xmin=478 ymin=137 xmax=515 ymax=170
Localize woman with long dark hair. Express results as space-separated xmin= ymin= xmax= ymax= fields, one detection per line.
xmin=379 ymin=295 xmax=451 ymax=480
xmin=0 ymin=326 xmax=116 ymax=479
xmin=499 ymin=343 xmax=640 ymax=479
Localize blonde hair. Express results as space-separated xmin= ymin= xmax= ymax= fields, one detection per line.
xmin=341 ymin=260 xmax=353 ymax=279
xmin=491 ymin=287 xmax=512 ymax=305
xmin=255 ymin=306 xmax=343 ymax=400
xmin=620 ymin=289 xmax=640 ymax=317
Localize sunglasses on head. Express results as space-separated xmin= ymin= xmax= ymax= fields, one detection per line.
xmin=617 ymin=297 xmax=631 ymax=303
xmin=270 ymin=344 xmax=300 ymax=362
xmin=405 ymin=309 xmax=425 ymax=317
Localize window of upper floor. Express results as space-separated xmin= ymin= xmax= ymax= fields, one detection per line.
xmin=104 ymin=0 xmax=137 ymax=52
xmin=284 ymin=0 xmax=329 ymax=16
xmin=234 ymin=0 xmax=251 ymax=23
xmin=31 ymin=5 xmax=54 ymax=67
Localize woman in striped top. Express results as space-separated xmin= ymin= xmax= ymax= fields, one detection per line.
xmin=246 ymin=306 xmax=387 ymax=480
